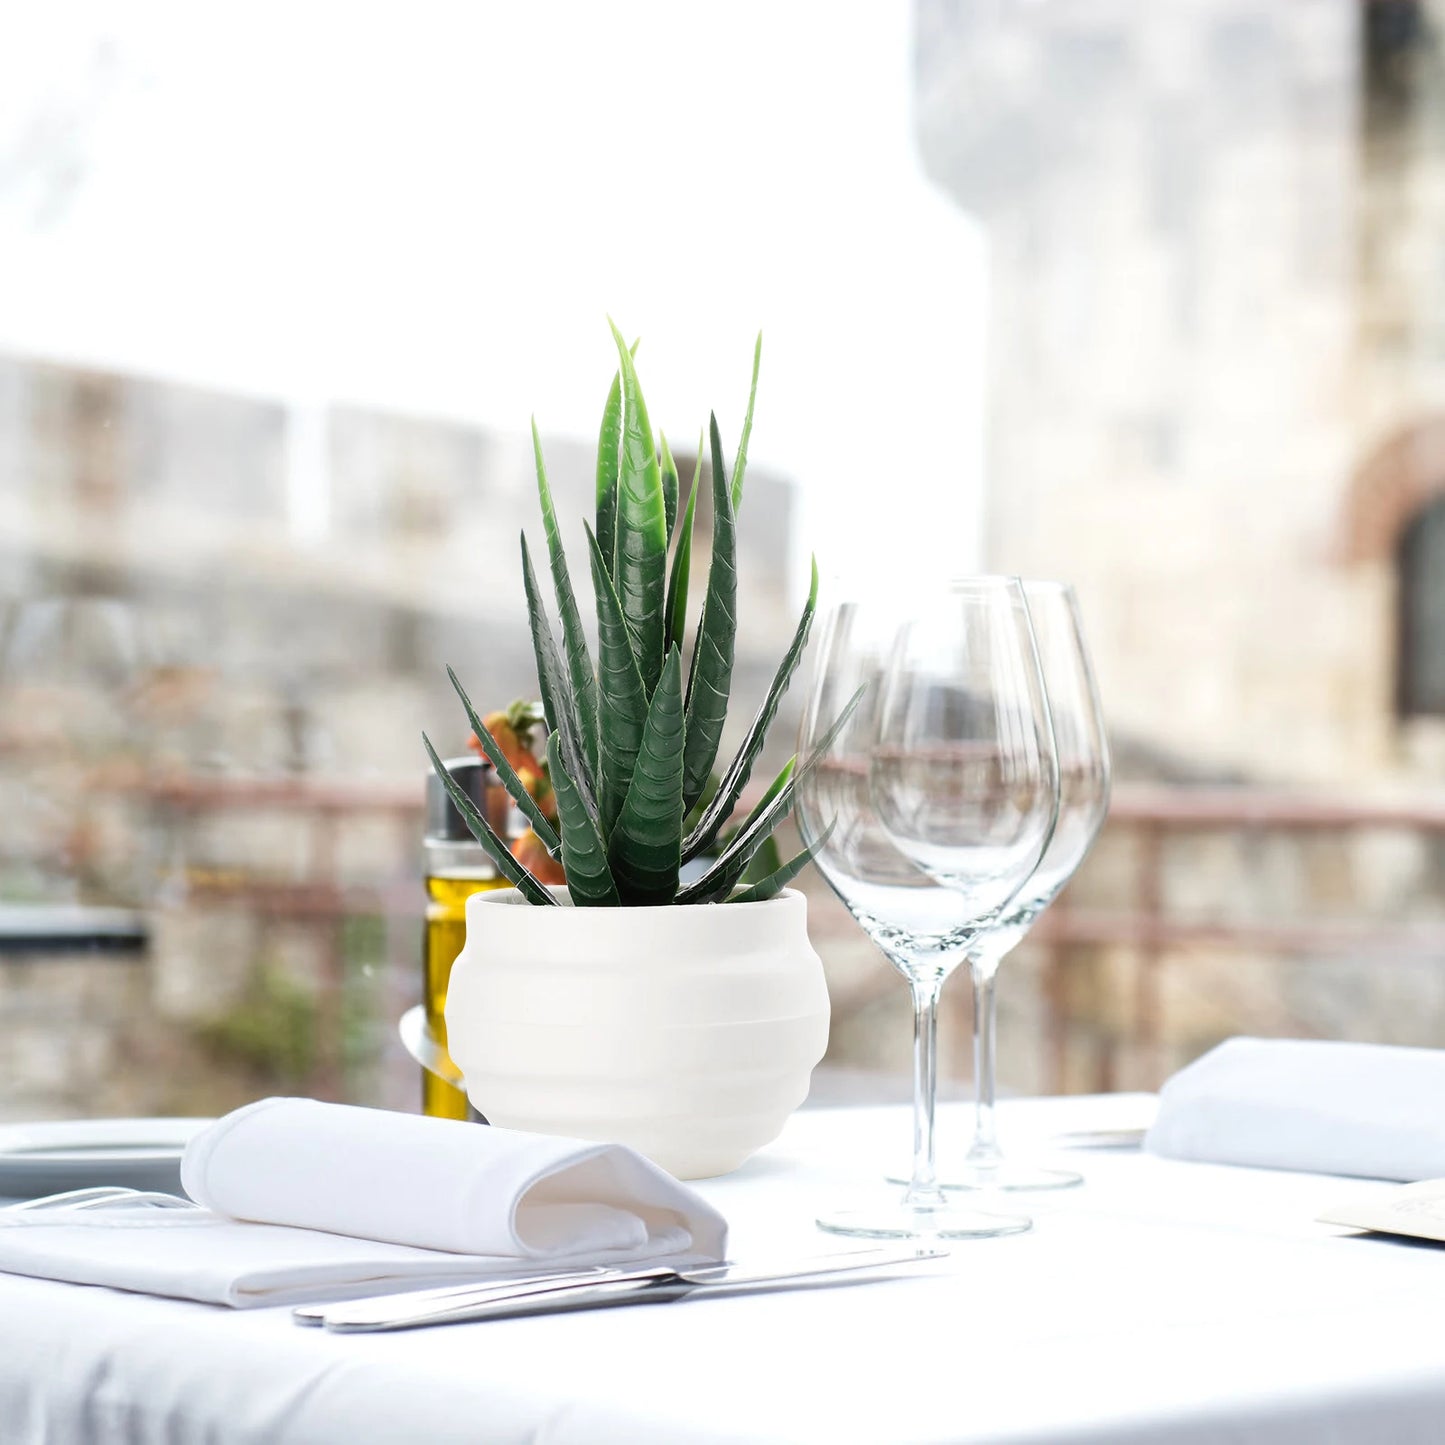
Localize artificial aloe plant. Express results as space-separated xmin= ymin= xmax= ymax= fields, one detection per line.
xmin=423 ymin=323 xmax=853 ymax=906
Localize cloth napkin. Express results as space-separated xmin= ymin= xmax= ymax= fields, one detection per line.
xmin=1144 ymin=1037 xmax=1445 ymax=1181
xmin=0 ymin=1098 xmax=727 ymax=1307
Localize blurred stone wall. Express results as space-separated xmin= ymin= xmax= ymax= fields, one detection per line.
xmin=0 ymin=355 xmax=802 ymax=1119
xmin=914 ymin=0 xmax=1445 ymax=786
xmin=905 ymin=0 xmax=1445 ymax=1087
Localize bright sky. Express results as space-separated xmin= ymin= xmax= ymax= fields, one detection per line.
xmin=0 ymin=1 xmax=988 ymax=590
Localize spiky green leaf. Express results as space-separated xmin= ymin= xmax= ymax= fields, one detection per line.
xmin=719 ymin=755 xmax=795 ymax=856
xmin=676 ymin=686 xmax=862 ymax=904
xmin=681 ymin=414 xmax=738 ymax=812
xmin=586 ymin=522 xmax=650 ymax=834
xmin=596 ymin=373 xmax=622 ymax=578
xmin=659 ymin=432 xmax=678 ymax=541
xmin=607 ymin=319 xmax=666 ymax=697
xmin=730 ymin=332 xmax=762 ymax=514
xmin=665 ymin=439 xmax=702 ymax=656
xmin=532 ymin=420 xmax=599 ymax=783
xmin=447 ymin=665 xmax=561 ymax=859
xmin=727 ymin=823 xmax=833 ymax=904
xmin=739 ymin=834 xmax=783 ymax=886
xmin=422 ymin=733 xmax=557 ymax=906
xmin=521 ymin=534 xmax=596 ymax=812
xmin=547 ymin=732 xmax=620 ymax=907
xmin=682 ymin=555 xmax=819 ymax=863
xmin=595 ymin=337 xmax=641 ymax=580
xmin=609 ymin=646 xmax=686 ymax=905
xmin=679 ymin=757 xmax=793 ymax=905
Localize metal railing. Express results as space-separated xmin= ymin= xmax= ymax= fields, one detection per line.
xmin=90 ymin=776 xmax=1445 ymax=1099
xmin=114 ymin=774 xmax=423 ymax=1100
xmin=1033 ymin=788 xmax=1445 ymax=1092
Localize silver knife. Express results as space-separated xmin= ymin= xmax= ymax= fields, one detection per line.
xmin=320 ymin=1246 xmax=948 ymax=1333
xmin=291 ymin=1266 xmax=614 ymax=1327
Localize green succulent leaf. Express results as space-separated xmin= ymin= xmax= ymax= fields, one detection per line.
xmin=596 ymin=375 xmax=622 ymax=578
xmin=521 ymin=534 xmax=596 ymax=813
xmin=676 ymin=686 xmax=862 ymax=904
xmin=586 ymin=522 xmax=650 ymax=834
xmin=608 ymin=646 xmax=686 ymax=905
xmin=682 ymin=767 xmax=720 ymax=836
xmin=446 ymin=665 xmax=561 ymax=859
xmin=707 ymin=409 xmax=730 ymax=500
xmin=664 ymin=438 xmax=702 ymax=656
xmin=730 ymin=332 xmax=762 ymax=514
xmin=659 ymin=432 xmax=679 ymax=541
xmin=680 ymin=413 xmax=738 ymax=812
xmin=682 ymin=555 xmax=819 ymax=863
xmin=595 ymin=336 xmax=641 ymax=580
xmin=739 ymin=834 xmax=783 ymax=885
xmin=532 ymin=420 xmax=599 ymax=784
xmin=679 ymin=757 xmax=792 ymax=905
xmin=727 ymin=822 xmax=833 ymax=904
xmin=547 ymin=732 xmax=620 ymax=907
xmin=743 ymin=753 xmax=796 ymax=822
xmin=607 ymin=319 xmax=667 ymax=698
xmin=421 ymin=733 xmax=557 ymax=906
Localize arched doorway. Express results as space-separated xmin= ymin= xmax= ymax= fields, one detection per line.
xmin=1398 ymin=496 xmax=1445 ymax=718
xmin=1341 ymin=418 xmax=1445 ymax=725
xmin=1339 ymin=417 xmax=1445 ymax=566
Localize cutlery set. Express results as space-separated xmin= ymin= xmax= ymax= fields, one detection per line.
xmin=0 ymin=1191 xmax=949 ymax=1331
xmin=293 ymin=1245 xmax=949 ymax=1332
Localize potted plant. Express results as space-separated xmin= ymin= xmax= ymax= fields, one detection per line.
xmin=423 ymin=324 xmax=853 ymax=1178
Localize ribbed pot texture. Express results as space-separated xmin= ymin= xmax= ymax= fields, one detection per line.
xmin=445 ymin=887 xmax=830 ymax=1179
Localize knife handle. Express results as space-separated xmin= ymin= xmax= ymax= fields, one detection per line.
xmin=324 ymin=1273 xmax=685 ymax=1332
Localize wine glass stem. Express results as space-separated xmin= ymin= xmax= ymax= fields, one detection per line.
xmin=968 ymin=960 xmax=1003 ymax=1169
xmin=905 ymin=975 xmax=947 ymax=1209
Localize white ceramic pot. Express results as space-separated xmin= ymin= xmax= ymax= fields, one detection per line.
xmin=445 ymin=887 xmax=830 ymax=1179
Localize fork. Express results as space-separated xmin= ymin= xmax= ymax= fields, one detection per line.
xmin=3 ymin=1187 xmax=198 ymax=1213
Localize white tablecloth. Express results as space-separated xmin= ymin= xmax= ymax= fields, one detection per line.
xmin=3 ymin=1094 xmax=1443 ymax=1445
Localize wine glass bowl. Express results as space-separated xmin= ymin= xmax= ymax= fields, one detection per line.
xmin=871 ymin=590 xmax=1060 ymax=915
xmin=869 ymin=737 xmax=1058 ymax=916
xmin=807 ymin=754 xmax=978 ymax=969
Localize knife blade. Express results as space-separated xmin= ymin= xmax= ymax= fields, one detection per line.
xmin=1049 ymin=1127 xmax=1148 ymax=1150
xmin=319 ymin=1245 xmax=948 ymax=1333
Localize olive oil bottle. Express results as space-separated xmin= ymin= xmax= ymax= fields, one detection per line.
xmin=422 ymin=757 xmax=511 ymax=1119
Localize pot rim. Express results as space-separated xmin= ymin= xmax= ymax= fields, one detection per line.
xmin=472 ymin=884 xmax=804 ymax=914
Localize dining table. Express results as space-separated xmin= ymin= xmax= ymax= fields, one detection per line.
xmin=1 ymin=1092 xmax=1442 ymax=1445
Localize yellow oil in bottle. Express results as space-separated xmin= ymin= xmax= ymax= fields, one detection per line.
xmin=423 ymin=871 xmax=509 ymax=1119
xmin=420 ymin=752 xmax=518 ymax=1120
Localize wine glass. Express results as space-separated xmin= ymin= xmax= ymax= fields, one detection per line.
xmin=797 ymin=578 xmax=1058 ymax=1239
xmin=885 ymin=581 xmax=1111 ymax=1191
xmin=951 ymin=581 xmax=1110 ymax=1188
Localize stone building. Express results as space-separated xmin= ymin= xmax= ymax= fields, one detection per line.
xmin=909 ymin=0 xmax=1445 ymax=1091
xmin=915 ymin=0 xmax=1445 ymax=784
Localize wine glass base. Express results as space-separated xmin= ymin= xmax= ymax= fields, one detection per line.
xmin=887 ymin=1163 xmax=1084 ymax=1192
xmin=817 ymin=1205 xmax=1032 ymax=1240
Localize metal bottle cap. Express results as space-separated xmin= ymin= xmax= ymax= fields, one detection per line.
xmin=425 ymin=755 xmax=494 ymax=841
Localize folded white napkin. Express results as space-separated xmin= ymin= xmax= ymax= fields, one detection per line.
xmin=0 ymin=1098 xmax=727 ymax=1307
xmin=1145 ymin=1037 xmax=1445 ymax=1181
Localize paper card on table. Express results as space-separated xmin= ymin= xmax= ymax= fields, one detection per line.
xmin=1318 ymin=1180 xmax=1445 ymax=1243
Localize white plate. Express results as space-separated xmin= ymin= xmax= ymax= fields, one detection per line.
xmin=0 ymin=1118 xmax=212 ymax=1198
